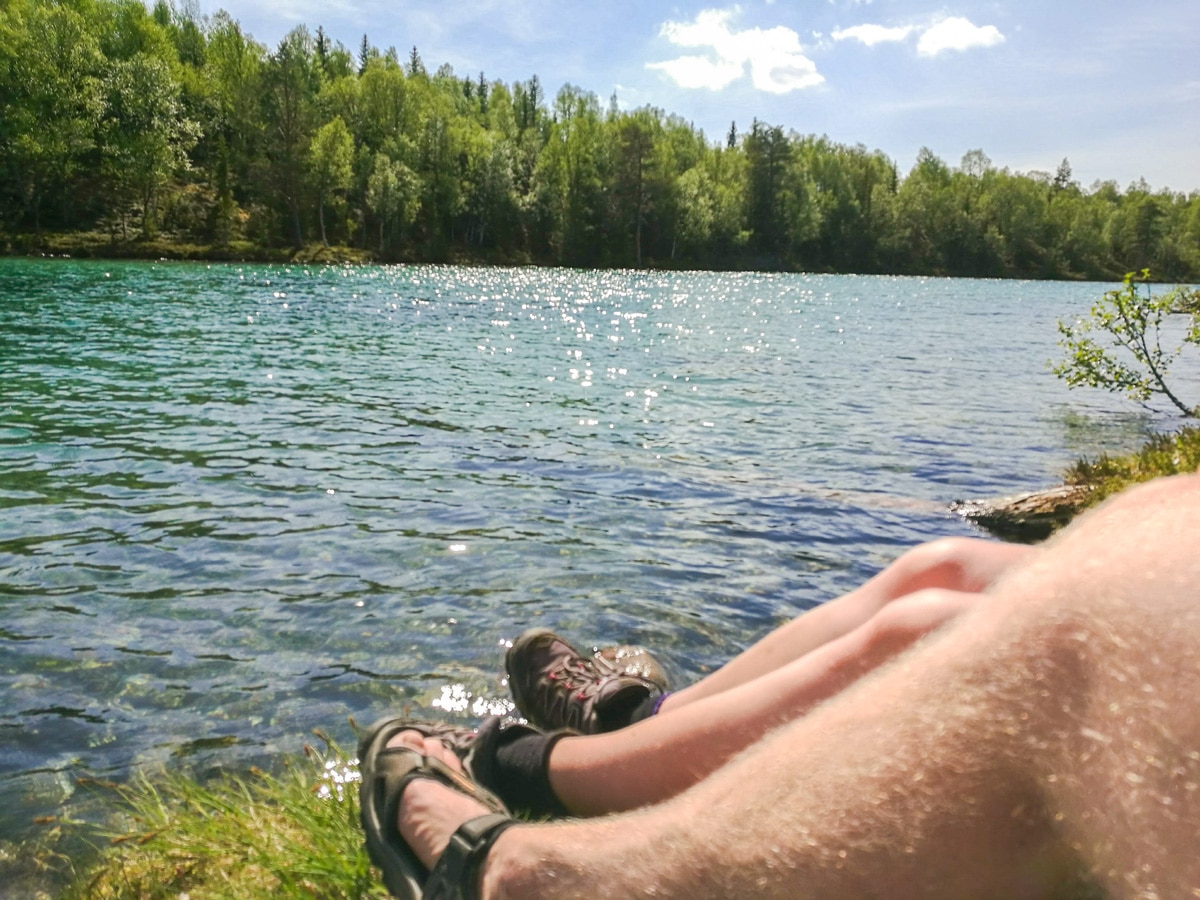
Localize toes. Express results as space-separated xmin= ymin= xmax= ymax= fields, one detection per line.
xmin=420 ymin=735 xmax=461 ymax=767
xmin=384 ymin=729 xmax=427 ymax=752
xmin=384 ymin=729 xmax=465 ymax=773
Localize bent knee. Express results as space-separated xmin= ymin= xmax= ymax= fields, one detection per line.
xmin=1102 ymin=471 xmax=1200 ymax=510
xmin=1059 ymin=473 xmax=1200 ymax=552
xmin=892 ymin=537 xmax=1030 ymax=595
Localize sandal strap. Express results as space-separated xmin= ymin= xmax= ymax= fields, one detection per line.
xmin=357 ymin=717 xmax=514 ymax=900
xmin=378 ymin=750 xmax=510 ymax=836
xmin=422 ymin=813 xmax=516 ymax=900
xmin=358 ymin=716 xmax=480 ymax=769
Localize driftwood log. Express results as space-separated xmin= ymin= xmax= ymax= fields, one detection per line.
xmin=950 ymin=483 xmax=1093 ymax=543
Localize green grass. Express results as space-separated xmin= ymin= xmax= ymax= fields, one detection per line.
xmin=1065 ymin=425 xmax=1200 ymax=508
xmin=52 ymin=733 xmax=388 ymax=900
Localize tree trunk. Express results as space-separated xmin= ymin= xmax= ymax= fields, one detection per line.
xmin=289 ymin=195 xmax=303 ymax=248
xmin=142 ymin=182 xmax=154 ymax=238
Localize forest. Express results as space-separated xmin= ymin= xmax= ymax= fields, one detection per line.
xmin=2 ymin=0 xmax=1199 ymax=279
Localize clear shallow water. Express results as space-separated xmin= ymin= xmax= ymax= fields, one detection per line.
xmin=0 ymin=259 xmax=1174 ymax=852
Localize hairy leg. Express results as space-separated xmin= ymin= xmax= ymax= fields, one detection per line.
xmin=983 ymin=474 xmax=1200 ymax=896
xmin=423 ymin=583 xmax=1077 ymax=899
xmin=659 ymin=536 xmax=1033 ymax=715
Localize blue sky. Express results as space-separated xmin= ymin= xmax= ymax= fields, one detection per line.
xmin=200 ymin=0 xmax=1200 ymax=193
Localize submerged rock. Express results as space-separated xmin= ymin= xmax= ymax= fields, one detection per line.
xmin=950 ymin=484 xmax=1092 ymax=543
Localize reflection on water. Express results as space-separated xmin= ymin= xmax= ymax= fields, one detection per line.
xmin=1050 ymin=405 xmax=1163 ymax=460
xmin=430 ymin=682 xmax=515 ymax=718
xmin=0 ymin=260 xmax=1169 ymax=868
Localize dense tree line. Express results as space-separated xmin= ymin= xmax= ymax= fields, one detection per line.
xmin=3 ymin=0 xmax=1199 ymax=279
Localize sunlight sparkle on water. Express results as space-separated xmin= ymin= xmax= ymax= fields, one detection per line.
xmin=315 ymin=757 xmax=361 ymax=802
xmin=430 ymin=683 xmax=514 ymax=717
xmin=3 ymin=262 xmax=1163 ymax=863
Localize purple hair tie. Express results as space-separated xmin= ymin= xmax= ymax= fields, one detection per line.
xmin=651 ymin=691 xmax=672 ymax=716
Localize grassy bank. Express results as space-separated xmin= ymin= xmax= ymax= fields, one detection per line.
xmin=35 ymin=735 xmax=384 ymax=900
xmin=954 ymin=425 xmax=1200 ymax=540
xmin=1065 ymin=425 xmax=1200 ymax=507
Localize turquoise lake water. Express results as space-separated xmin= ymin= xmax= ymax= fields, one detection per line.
xmin=0 ymin=258 xmax=1176 ymax=860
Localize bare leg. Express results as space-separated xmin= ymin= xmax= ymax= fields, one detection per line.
xmin=394 ymin=476 xmax=1200 ymax=899
xmin=549 ymin=586 xmax=980 ymax=814
xmin=659 ymin=536 xmax=1032 ymax=715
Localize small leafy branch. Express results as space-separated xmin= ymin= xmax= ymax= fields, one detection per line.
xmin=1053 ymin=270 xmax=1200 ymax=418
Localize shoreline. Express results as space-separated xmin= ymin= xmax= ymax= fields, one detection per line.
xmin=954 ymin=425 xmax=1200 ymax=541
xmin=1 ymin=231 xmax=1128 ymax=281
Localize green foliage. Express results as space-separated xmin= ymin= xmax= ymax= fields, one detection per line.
xmin=59 ymin=737 xmax=386 ymax=900
xmin=743 ymin=119 xmax=792 ymax=257
xmin=1065 ymin=425 xmax=1200 ymax=505
xmin=535 ymin=84 xmax=606 ymax=264
xmin=365 ymin=151 xmax=419 ymax=253
xmin=99 ymin=52 xmax=198 ymax=237
xmin=0 ymin=0 xmax=104 ymax=231
xmin=2 ymin=0 xmax=1200 ymax=275
xmin=1053 ymin=271 xmax=1200 ymax=416
xmin=309 ymin=116 xmax=354 ymax=244
xmin=612 ymin=108 xmax=661 ymax=265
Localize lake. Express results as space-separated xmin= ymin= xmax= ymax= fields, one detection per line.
xmin=0 ymin=259 xmax=1174 ymax=864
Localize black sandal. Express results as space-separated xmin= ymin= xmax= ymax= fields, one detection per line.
xmin=358 ymin=717 xmax=518 ymax=900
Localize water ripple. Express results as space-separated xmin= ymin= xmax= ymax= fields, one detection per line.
xmin=0 ymin=259 xmax=1173 ymax=849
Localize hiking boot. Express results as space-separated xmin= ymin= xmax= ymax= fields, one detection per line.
xmin=595 ymin=643 xmax=671 ymax=692
xmin=505 ymin=628 xmax=668 ymax=734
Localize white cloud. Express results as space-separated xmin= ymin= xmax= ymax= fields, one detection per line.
xmin=916 ymin=17 xmax=1005 ymax=56
xmin=831 ymin=23 xmax=915 ymax=46
xmin=648 ymin=8 xmax=824 ymax=94
xmin=648 ymin=54 xmax=745 ymax=90
xmin=829 ymin=16 xmax=1004 ymax=56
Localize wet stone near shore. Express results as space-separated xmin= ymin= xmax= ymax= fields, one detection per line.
xmin=950 ymin=483 xmax=1093 ymax=543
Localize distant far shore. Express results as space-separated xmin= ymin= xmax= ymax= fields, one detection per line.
xmin=4 ymin=231 xmax=419 ymax=267
xmin=1 ymin=230 xmax=1128 ymax=280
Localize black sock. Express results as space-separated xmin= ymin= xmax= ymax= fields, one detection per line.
xmin=624 ymin=696 xmax=662 ymax=729
xmin=469 ymin=717 xmax=569 ymax=817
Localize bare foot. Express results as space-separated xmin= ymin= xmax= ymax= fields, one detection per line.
xmin=386 ymin=730 xmax=495 ymax=870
